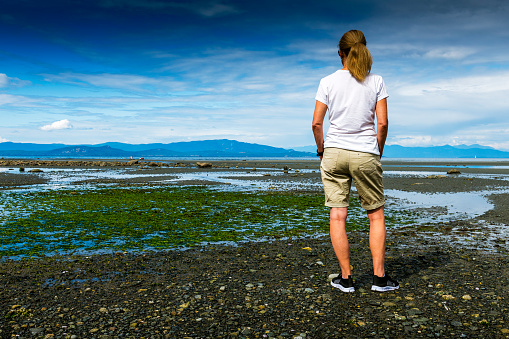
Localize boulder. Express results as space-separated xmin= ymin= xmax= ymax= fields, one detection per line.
xmin=196 ymin=162 xmax=213 ymax=168
xmin=447 ymin=169 xmax=461 ymax=174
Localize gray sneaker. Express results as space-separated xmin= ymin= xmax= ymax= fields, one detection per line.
xmin=372 ymin=274 xmax=399 ymax=292
xmin=331 ymin=275 xmax=355 ymax=292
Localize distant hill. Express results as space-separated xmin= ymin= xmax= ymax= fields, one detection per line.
xmin=291 ymin=144 xmax=509 ymax=158
xmin=0 ymin=140 xmax=313 ymax=158
xmin=1 ymin=140 xmax=508 ymax=158
xmin=383 ymin=144 xmax=509 ymax=158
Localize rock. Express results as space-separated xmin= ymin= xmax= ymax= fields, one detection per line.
xmin=148 ymin=162 xmax=159 ymax=167
xmin=413 ymin=317 xmax=429 ymax=323
xmin=29 ymin=169 xmax=43 ymax=173
xmin=382 ymin=301 xmax=396 ymax=307
xmin=451 ymin=321 xmax=463 ymax=327
xmin=19 ymin=167 xmax=24 ymax=172
xmin=442 ymin=294 xmax=456 ymax=300
xmin=99 ymin=307 xmax=108 ymax=313
xmin=501 ymin=329 xmax=509 ymax=334
xmin=197 ymin=162 xmax=213 ymax=168
xmin=447 ymin=169 xmax=461 ymax=174
xmin=30 ymin=328 xmax=44 ymax=335
xmin=462 ymin=294 xmax=472 ymax=300
xmin=328 ymin=274 xmax=339 ymax=282
xmin=407 ymin=308 xmax=422 ymax=316
xmin=127 ymin=160 xmax=139 ymax=166
xmin=304 ymin=288 xmax=314 ymax=293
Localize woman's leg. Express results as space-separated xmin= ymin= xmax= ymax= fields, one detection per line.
xmin=367 ymin=205 xmax=386 ymax=277
xmin=330 ymin=207 xmax=351 ymax=278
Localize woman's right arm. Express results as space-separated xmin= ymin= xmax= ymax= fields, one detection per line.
xmin=312 ymin=100 xmax=328 ymax=160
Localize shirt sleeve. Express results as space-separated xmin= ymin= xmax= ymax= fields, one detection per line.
xmin=315 ymin=79 xmax=328 ymax=106
xmin=376 ymin=76 xmax=389 ymax=102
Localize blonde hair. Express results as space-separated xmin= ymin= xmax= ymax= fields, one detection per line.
xmin=339 ymin=30 xmax=372 ymax=82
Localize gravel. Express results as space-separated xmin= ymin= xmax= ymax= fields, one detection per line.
xmin=1 ymin=225 xmax=508 ymax=338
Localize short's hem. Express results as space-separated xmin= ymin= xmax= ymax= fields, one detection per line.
xmin=361 ymin=200 xmax=385 ymax=211
xmin=325 ymin=202 xmax=349 ymax=208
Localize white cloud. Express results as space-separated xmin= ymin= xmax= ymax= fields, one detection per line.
xmin=196 ymin=3 xmax=239 ymax=17
xmin=40 ymin=119 xmax=73 ymax=131
xmin=0 ymin=73 xmax=31 ymax=88
xmin=0 ymin=93 xmax=41 ymax=108
xmin=0 ymin=94 xmax=19 ymax=106
xmin=0 ymin=74 xmax=8 ymax=87
xmin=388 ymin=135 xmax=434 ymax=147
xmin=424 ymin=47 xmax=476 ymax=60
xmin=396 ymin=71 xmax=509 ymax=96
xmin=0 ymin=136 xmax=9 ymax=142
xmin=43 ymin=73 xmax=183 ymax=93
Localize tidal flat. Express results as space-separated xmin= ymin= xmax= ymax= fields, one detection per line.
xmin=0 ymin=159 xmax=508 ymax=338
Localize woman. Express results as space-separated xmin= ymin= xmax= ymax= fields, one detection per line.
xmin=312 ymin=30 xmax=399 ymax=292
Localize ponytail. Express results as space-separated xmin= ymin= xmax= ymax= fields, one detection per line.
xmin=339 ymin=30 xmax=373 ymax=82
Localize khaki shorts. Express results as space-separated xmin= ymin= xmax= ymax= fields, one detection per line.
xmin=320 ymin=147 xmax=385 ymax=210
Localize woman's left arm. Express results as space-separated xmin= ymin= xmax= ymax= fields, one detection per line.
xmin=375 ymin=98 xmax=388 ymax=157
xmin=312 ymin=100 xmax=328 ymax=160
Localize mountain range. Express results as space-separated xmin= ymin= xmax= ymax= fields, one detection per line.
xmin=0 ymin=140 xmax=508 ymax=158
xmin=0 ymin=140 xmax=312 ymax=158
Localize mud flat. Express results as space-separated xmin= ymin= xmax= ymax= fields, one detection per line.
xmin=0 ymin=229 xmax=508 ymax=338
xmin=1 ymin=158 xmax=508 ymax=223
xmin=0 ymin=158 xmax=508 ymax=338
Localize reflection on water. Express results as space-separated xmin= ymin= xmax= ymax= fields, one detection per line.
xmin=1 ymin=165 xmax=505 ymax=226
xmin=385 ymin=189 xmax=496 ymax=222
xmin=384 ymin=164 xmax=509 ymax=169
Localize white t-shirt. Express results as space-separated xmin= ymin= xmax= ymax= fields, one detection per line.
xmin=315 ymin=70 xmax=388 ymax=155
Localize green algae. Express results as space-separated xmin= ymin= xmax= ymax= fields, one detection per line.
xmin=0 ymin=187 xmax=414 ymax=257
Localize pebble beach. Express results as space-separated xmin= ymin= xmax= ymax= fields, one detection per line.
xmin=0 ymin=159 xmax=508 ymax=338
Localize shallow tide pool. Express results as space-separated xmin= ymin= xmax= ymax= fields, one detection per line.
xmin=0 ymin=166 xmax=505 ymax=258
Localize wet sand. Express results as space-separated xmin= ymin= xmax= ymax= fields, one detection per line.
xmin=1 ymin=159 xmax=508 ymax=338
xmin=1 ymin=158 xmax=508 ymax=224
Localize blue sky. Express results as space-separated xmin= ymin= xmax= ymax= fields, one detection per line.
xmin=1 ymin=0 xmax=509 ymax=150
